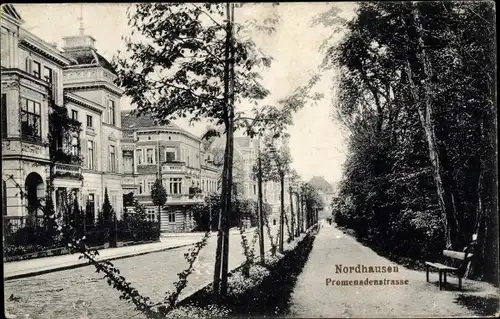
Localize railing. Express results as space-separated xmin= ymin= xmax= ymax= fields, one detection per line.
xmin=162 ymin=161 xmax=187 ymax=173
xmin=134 ymin=193 xmax=204 ymax=204
xmin=54 ymin=163 xmax=83 ymax=180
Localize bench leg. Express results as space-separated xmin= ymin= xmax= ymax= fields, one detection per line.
xmin=426 ymin=265 xmax=429 ymax=282
xmin=458 ymin=277 xmax=462 ymax=290
xmin=438 ymin=271 xmax=442 ymax=290
xmin=444 ymin=272 xmax=447 ymax=283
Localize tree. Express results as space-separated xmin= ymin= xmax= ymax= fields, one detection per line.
xmin=288 ymin=169 xmax=300 ymax=238
xmin=115 ymin=3 xmax=285 ymax=296
xmin=100 ymin=187 xmax=116 ymax=247
xmin=151 ymin=178 xmax=167 ymax=227
xmin=258 ymin=139 xmax=292 ymax=253
xmin=324 ymin=2 xmax=496 ymax=283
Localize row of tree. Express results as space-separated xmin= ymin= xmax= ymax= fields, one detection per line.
xmin=325 ymin=2 xmax=496 ymax=283
xmin=114 ymin=3 xmax=324 ymax=296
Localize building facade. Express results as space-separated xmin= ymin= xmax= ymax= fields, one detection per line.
xmin=1 ymin=5 xmax=221 ymax=233
xmin=1 ymin=4 xmax=125 ymax=228
xmin=121 ymin=112 xmax=220 ymax=232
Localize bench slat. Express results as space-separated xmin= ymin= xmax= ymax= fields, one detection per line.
xmin=425 ymin=262 xmax=458 ymax=271
xmin=443 ymin=250 xmax=473 ymax=260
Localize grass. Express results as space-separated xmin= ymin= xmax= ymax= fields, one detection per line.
xmin=175 ymin=229 xmax=318 ymax=317
xmin=455 ymin=294 xmax=499 ymax=317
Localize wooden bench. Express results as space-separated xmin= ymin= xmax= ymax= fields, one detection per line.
xmin=425 ymin=250 xmax=473 ymax=290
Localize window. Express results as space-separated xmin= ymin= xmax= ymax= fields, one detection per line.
xmin=32 ymin=61 xmax=41 ymax=78
xmin=1 ymin=94 xmax=6 ymax=137
xmin=146 ymin=148 xmax=154 ymax=164
xmin=70 ymin=134 xmax=79 ymax=156
xmin=168 ymin=212 xmax=176 ymax=223
xmin=123 ymin=151 xmax=133 ymax=173
xmin=166 ymin=148 xmax=176 ymax=162
xmin=43 ymin=66 xmax=53 ymax=83
xmin=71 ymin=110 xmax=78 ymax=121
xmin=107 ymin=99 xmax=116 ymax=125
xmin=169 ymin=178 xmax=182 ymax=194
xmin=109 ymin=145 xmax=116 ymax=172
xmin=86 ymin=115 xmax=93 ymax=127
xmin=147 ymin=209 xmax=156 ymax=222
xmin=146 ymin=180 xmax=155 ymax=193
xmin=139 ymin=181 xmax=143 ymax=194
xmin=20 ymin=98 xmax=41 ymax=139
xmin=87 ymin=140 xmax=94 ymax=170
xmin=136 ymin=149 xmax=143 ymax=165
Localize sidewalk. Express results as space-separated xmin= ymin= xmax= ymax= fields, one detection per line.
xmin=4 ymin=236 xmax=201 ymax=280
xmin=4 ymin=227 xmax=258 ymax=280
xmin=287 ymin=223 xmax=496 ymax=318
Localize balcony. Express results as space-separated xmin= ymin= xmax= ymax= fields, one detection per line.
xmin=54 ymin=163 xmax=83 ymax=180
xmin=161 ymin=161 xmax=187 ymax=174
xmin=135 ymin=193 xmax=204 ymax=205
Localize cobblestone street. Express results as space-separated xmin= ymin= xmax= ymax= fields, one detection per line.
xmin=5 ymin=228 xmax=277 ymax=319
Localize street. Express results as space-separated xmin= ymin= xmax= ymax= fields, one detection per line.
xmin=287 ymin=223 xmax=497 ymax=318
xmin=4 ymin=227 xmax=278 ymax=319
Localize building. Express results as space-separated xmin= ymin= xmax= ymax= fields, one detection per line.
xmin=308 ymin=175 xmax=335 ymax=209
xmin=2 ymin=4 xmax=124 ymax=228
xmin=1 ymin=4 xmax=221 ymax=233
xmin=230 ymin=135 xmax=293 ymax=227
xmin=120 ymin=111 xmax=220 ymax=232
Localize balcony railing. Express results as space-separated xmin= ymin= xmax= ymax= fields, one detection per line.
xmin=53 ymin=149 xmax=82 ymax=165
xmin=54 ymin=163 xmax=83 ymax=180
xmin=161 ymin=161 xmax=187 ymax=174
xmin=135 ymin=193 xmax=204 ymax=204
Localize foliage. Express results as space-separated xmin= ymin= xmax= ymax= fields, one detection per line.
xmin=192 ymin=193 xmax=268 ymax=231
xmin=325 ymin=2 xmax=496 ymax=282
xmin=114 ymin=3 xmax=273 ymax=128
xmin=151 ymin=179 xmax=168 ymax=207
xmin=3 ymin=173 xmax=216 ymax=318
xmin=239 ymin=226 xmax=259 ymax=277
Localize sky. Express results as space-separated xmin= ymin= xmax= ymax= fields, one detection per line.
xmin=14 ymin=3 xmax=357 ymax=187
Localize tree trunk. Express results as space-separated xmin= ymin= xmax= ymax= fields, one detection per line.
xmin=220 ymin=2 xmax=236 ymax=296
xmin=289 ymin=184 xmax=294 ymax=241
xmin=295 ymin=193 xmax=300 ymax=236
xmin=257 ymin=144 xmax=265 ymax=263
xmin=279 ymin=171 xmax=284 ymax=253
xmin=405 ymin=4 xmax=461 ymax=249
xmin=213 ymin=2 xmax=233 ymax=296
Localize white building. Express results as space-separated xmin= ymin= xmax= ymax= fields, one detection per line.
xmin=1 ymin=4 xmax=221 ymax=233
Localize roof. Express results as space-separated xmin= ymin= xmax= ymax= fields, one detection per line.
xmin=2 ymin=4 xmax=22 ymax=21
xmin=64 ymin=48 xmax=117 ymax=75
xmin=121 ymin=110 xmax=181 ymax=130
xmin=308 ymin=176 xmax=334 ymax=193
